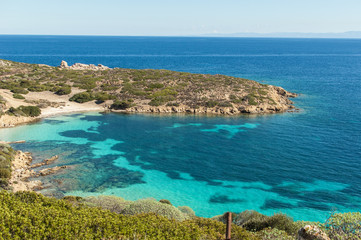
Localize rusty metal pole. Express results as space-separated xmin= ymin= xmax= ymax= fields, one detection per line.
xmin=225 ymin=212 xmax=232 ymax=240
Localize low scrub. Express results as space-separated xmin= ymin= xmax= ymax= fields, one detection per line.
xmin=0 ymin=191 xmax=258 ymax=240
xmin=55 ymin=86 xmax=71 ymax=95
xmin=0 ymin=144 xmax=15 ymax=190
xmin=69 ymin=92 xmax=94 ymax=103
xmin=111 ymin=100 xmax=132 ymax=110
xmin=121 ymin=198 xmax=190 ymax=221
xmin=6 ymin=105 xmax=41 ymax=117
xmin=13 ymin=93 xmax=25 ymax=99
xmin=325 ymin=212 xmax=361 ymax=239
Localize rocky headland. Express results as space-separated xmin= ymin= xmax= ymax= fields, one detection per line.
xmin=0 ymin=59 xmax=298 ymax=128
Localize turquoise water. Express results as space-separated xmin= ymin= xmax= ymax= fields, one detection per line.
xmin=0 ymin=36 xmax=361 ymax=221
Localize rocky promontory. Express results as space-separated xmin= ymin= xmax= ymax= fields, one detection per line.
xmin=0 ymin=59 xmax=298 ymax=127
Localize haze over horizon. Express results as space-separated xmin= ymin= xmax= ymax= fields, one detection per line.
xmin=1 ymin=0 xmax=361 ymax=36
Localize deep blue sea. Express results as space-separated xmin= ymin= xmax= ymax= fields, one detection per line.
xmin=0 ymin=35 xmax=361 ymax=222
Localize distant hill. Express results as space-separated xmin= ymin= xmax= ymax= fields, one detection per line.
xmin=202 ymin=31 xmax=361 ymax=39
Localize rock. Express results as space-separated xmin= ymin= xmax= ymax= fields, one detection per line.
xmin=297 ymin=225 xmax=330 ymax=240
xmin=58 ymin=60 xmax=110 ymax=71
xmin=60 ymin=60 xmax=68 ymax=68
xmin=36 ymin=166 xmax=67 ymax=177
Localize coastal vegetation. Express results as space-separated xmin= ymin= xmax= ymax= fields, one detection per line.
xmin=0 ymin=143 xmax=15 ymax=190
xmin=0 ymin=190 xmax=360 ymax=239
xmin=6 ymin=105 xmax=41 ymax=117
xmin=0 ymin=59 xmax=297 ymax=115
xmin=0 ymin=191 xmax=256 ymax=240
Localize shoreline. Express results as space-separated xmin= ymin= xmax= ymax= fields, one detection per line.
xmin=0 ymin=88 xmax=106 ymax=128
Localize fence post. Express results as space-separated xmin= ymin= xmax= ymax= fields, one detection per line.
xmin=226 ymin=211 xmax=232 ymax=240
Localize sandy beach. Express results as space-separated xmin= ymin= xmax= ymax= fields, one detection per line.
xmin=0 ymin=88 xmax=106 ymax=128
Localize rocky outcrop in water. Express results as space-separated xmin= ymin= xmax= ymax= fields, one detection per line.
xmin=30 ymin=155 xmax=59 ymax=168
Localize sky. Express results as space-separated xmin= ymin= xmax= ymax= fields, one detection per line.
xmin=1 ymin=0 xmax=361 ymax=36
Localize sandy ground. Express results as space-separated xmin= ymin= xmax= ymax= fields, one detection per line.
xmin=0 ymin=89 xmax=106 ymax=128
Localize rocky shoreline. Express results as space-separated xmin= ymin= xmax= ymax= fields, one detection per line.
xmin=9 ymin=149 xmax=67 ymax=192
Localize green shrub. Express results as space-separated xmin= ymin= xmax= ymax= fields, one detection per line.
xmin=0 ymin=178 xmax=9 ymax=189
xmin=28 ymin=84 xmax=47 ymax=92
xmin=10 ymin=87 xmax=29 ymax=94
xmin=62 ymin=196 xmax=83 ymax=202
xmin=246 ymin=95 xmax=258 ymax=105
xmin=325 ymin=212 xmax=361 ymax=239
xmin=13 ymin=93 xmax=25 ymax=99
xmin=0 ymin=160 xmax=10 ymax=168
xmin=111 ymin=100 xmax=131 ymax=110
xmin=55 ymin=86 xmax=71 ymax=95
xmin=205 ymin=100 xmax=218 ymax=108
xmin=159 ymin=199 xmax=172 ymax=205
xmin=0 ymin=168 xmax=11 ymax=178
xmin=6 ymin=107 xmax=25 ymax=116
xmin=82 ymin=195 xmax=130 ymax=214
xmin=147 ymin=83 xmax=164 ymax=89
xmin=256 ymin=227 xmax=293 ymax=240
xmin=218 ymin=211 xmax=298 ymax=236
xmin=218 ymin=102 xmax=233 ymax=107
xmin=94 ymin=92 xmax=114 ymax=102
xmin=178 ymin=206 xmax=196 ymax=218
xmin=166 ymin=102 xmax=180 ymax=107
xmin=18 ymin=105 xmax=41 ymax=117
xmin=69 ymin=92 xmax=94 ymax=103
xmin=267 ymin=213 xmax=298 ymax=236
xmin=121 ymin=198 xmax=189 ymax=221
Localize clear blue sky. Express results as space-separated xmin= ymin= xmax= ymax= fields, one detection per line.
xmin=1 ymin=0 xmax=361 ymax=36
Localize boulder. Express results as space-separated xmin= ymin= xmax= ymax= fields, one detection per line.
xmin=60 ymin=60 xmax=68 ymax=68
xmin=297 ymin=225 xmax=330 ymax=240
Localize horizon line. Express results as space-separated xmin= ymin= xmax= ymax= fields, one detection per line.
xmin=1 ymin=32 xmax=361 ymax=39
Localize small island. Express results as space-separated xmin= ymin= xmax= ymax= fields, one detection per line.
xmin=0 ymin=59 xmax=297 ymax=127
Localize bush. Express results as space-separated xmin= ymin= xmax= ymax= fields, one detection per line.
xmin=18 ymin=106 xmax=41 ymax=117
xmin=0 ymin=178 xmax=9 ymax=189
xmin=82 ymin=195 xmax=130 ymax=214
xmin=205 ymin=100 xmax=218 ymax=108
xmin=6 ymin=107 xmax=25 ymax=116
xmin=69 ymin=92 xmax=94 ymax=103
xmin=218 ymin=102 xmax=233 ymax=107
xmin=55 ymin=86 xmax=71 ymax=95
xmin=10 ymin=87 xmax=29 ymax=94
xmin=121 ymin=198 xmax=189 ymax=221
xmin=256 ymin=227 xmax=293 ymax=240
xmin=111 ymin=100 xmax=132 ymax=110
xmin=217 ymin=210 xmax=298 ymax=236
xmin=159 ymin=199 xmax=172 ymax=205
xmin=178 ymin=206 xmax=196 ymax=218
xmin=0 ymin=168 xmax=11 ymax=178
xmin=0 ymin=160 xmax=10 ymax=168
xmin=28 ymin=84 xmax=47 ymax=92
xmin=325 ymin=212 xmax=361 ymax=239
xmin=94 ymin=92 xmax=114 ymax=102
xmin=13 ymin=93 xmax=25 ymax=99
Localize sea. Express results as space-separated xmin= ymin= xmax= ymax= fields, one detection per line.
xmin=0 ymin=35 xmax=360 ymax=222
